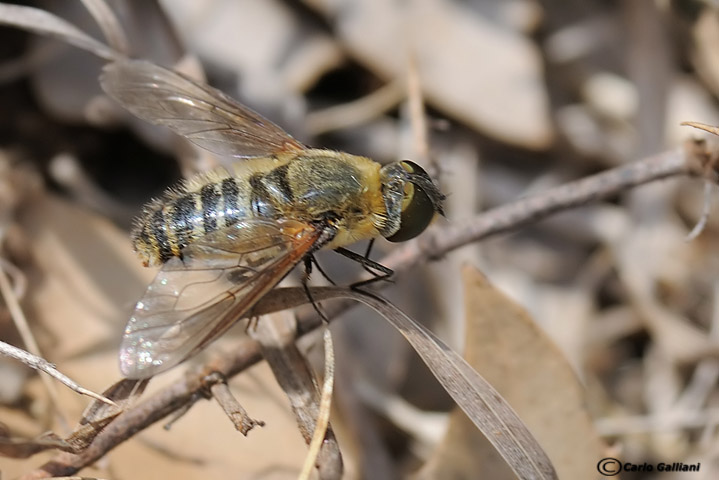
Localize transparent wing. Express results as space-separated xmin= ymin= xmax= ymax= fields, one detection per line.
xmin=100 ymin=59 xmax=305 ymax=158
xmin=120 ymin=217 xmax=321 ymax=379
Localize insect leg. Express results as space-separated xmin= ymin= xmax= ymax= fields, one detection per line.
xmin=333 ymin=246 xmax=395 ymax=289
xmin=359 ymin=239 xmax=379 ymax=277
xmin=302 ymin=255 xmax=331 ymax=323
xmin=307 ymin=254 xmax=337 ymax=286
xmin=364 ymin=238 xmax=375 ymax=260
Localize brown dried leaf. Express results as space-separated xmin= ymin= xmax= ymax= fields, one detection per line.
xmin=64 ymin=379 xmax=149 ymax=452
xmin=274 ymin=286 xmax=558 ymax=479
xmin=424 ymin=265 xmax=605 ymax=479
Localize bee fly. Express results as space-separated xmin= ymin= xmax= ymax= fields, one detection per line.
xmin=101 ymin=59 xmax=444 ymax=379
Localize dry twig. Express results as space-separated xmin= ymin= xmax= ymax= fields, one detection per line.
xmin=0 ymin=341 xmax=115 ymax=407
xmin=205 ymin=372 xmax=264 ymax=436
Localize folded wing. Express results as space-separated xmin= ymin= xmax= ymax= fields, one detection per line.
xmin=120 ymin=217 xmax=321 ymax=378
xmin=100 ymin=59 xmax=305 ymax=158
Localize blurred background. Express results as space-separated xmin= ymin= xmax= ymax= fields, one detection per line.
xmin=2 ymin=0 xmax=719 ymax=478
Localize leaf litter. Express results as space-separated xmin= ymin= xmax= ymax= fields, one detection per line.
xmin=2 ymin=1 xmax=719 ymax=479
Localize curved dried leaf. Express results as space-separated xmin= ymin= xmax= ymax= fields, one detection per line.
xmin=0 ymin=430 xmax=75 ymax=458
xmin=436 ymin=266 xmax=605 ymax=479
xmin=256 ymin=286 xmax=557 ymax=480
xmin=79 ymin=0 xmax=129 ymax=54
xmin=0 ymin=3 xmax=118 ymax=60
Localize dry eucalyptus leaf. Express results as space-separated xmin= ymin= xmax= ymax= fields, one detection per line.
xmin=440 ymin=265 xmax=606 ymax=479
xmin=79 ymin=378 xmax=149 ymax=426
xmin=0 ymin=429 xmax=76 ymax=458
xmin=266 ymin=286 xmax=558 ymax=479
xmin=304 ymin=0 xmax=553 ymax=149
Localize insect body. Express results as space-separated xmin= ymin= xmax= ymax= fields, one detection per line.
xmin=101 ymin=59 xmax=444 ymax=379
xmin=134 ymin=151 xmax=400 ymax=267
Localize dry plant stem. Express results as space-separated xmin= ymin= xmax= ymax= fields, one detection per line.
xmin=0 ymin=263 xmax=65 ymax=422
xmin=161 ymin=397 xmax=197 ymax=431
xmin=254 ymin=314 xmax=343 ymax=479
xmin=686 ymin=181 xmax=712 ymax=241
xmin=207 ymin=374 xmax=265 ymax=436
xmin=0 ymin=341 xmax=115 ymax=406
xmin=299 ymin=329 xmax=336 ymax=480
xmin=23 ymin=346 xmax=264 ymax=479
xmin=24 ymin=145 xmax=698 ymax=478
xmin=0 ymin=257 xmax=27 ymax=297
xmin=401 ymin=146 xmax=695 ymax=267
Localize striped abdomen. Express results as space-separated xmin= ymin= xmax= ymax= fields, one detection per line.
xmin=131 ymin=152 xmax=385 ymax=266
xmin=132 ymin=167 xmax=288 ymax=266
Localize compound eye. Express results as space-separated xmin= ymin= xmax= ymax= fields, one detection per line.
xmin=386 ymin=161 xmax=436 ymax=242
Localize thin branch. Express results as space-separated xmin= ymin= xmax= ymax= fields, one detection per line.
xmin=0 ymin=341 xmax=116 ymax=407
xmin=405 ymin=54 xmax=430 ymax=165
xmin=24 ymin=143 xmax=703 ymax=478
xmin=0 ymin=262 xmax=65 ymax=419
xmin=206 ymin=372 xmax=264 ymax=436
xmin=22 ymin=346 xmax=264 ymax=479
xmin=388 ymin=146 xmax=697 ymax=272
